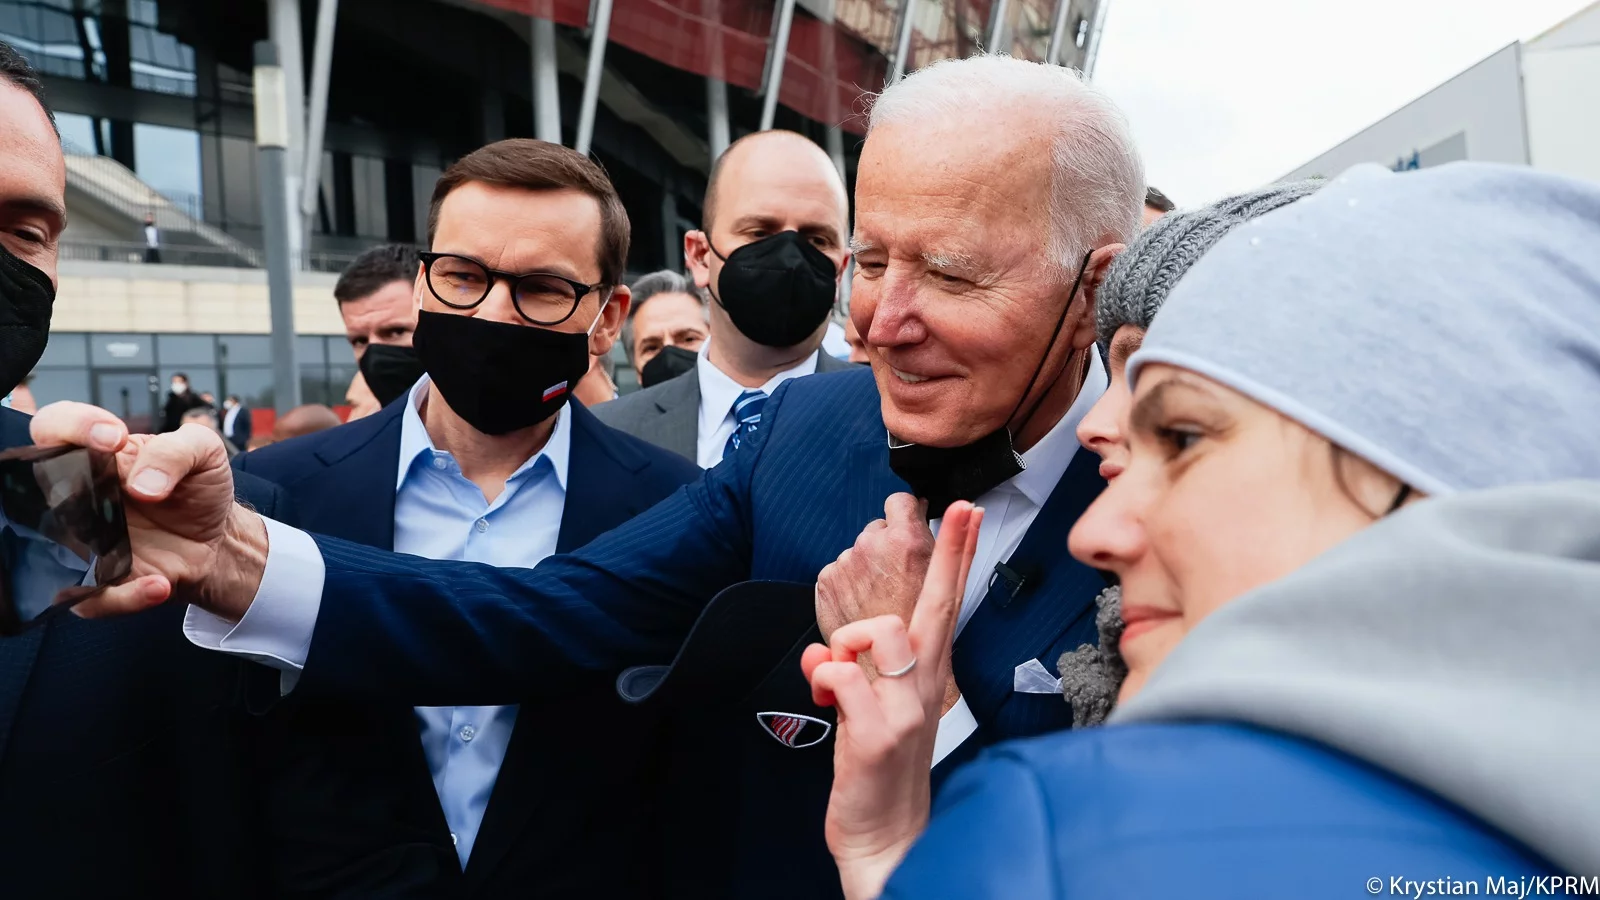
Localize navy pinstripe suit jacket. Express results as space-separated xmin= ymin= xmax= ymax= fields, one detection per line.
xmin=295 ymin=364 xmax=1107 ymax=752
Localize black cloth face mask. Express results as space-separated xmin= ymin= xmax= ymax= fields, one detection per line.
xmin=639 ymin=344 xmax=698 ymax=389
xmin=358 ymin=343 xmax=426 ymax=409
xmin=708 ymin=231 xmax=838 ymax=348
xmin=888 ymin=251 xmax=1094 ymax=519
xmin=0 ymin=243 xmax=54 ymax=397
xmin=411 ymin=304 xmax=603 ymax=436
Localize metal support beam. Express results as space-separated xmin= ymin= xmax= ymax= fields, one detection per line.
xmin=1044 ymin=0 xmax=1070 ymax=65
xmin=661 ymin=182 xmax=680 ymax=270
xmin=1083 ymin=0 xmax=1110 ymax=79
xmin=706 ymin=77 xmax=731 ymax=159
xmin=889 ymin=0 xmax=917 ymax=84
xmin=301 ymin=0 xmax=338 ymax=243
xmin=759 ymin=0 xmax=797 ymax=131
xmin=986 ymin=0 xmax=1010 ymax=52
xmin=575 ymin=0 xmax=614 ymax=155
xmin=252 ymin=42 xmax=302 ymax=414
xmin=532 ymin=17 xmax=562 ymax=143
xmin=269 ymin=0 xmax=306 ymax=267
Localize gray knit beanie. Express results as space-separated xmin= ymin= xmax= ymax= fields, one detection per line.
xmin=1129 ymin=162 xmax=1600 ymax=495
xmin=1095 ymin=179 xmax=1324 ymax=353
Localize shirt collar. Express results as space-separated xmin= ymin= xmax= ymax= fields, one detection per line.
xmin=696 ymin=343 xmax=820 ymax=436
xmin=397 ymin=374 xmax=572 ymax=493
xmin=1009 ymin=344 xmax=1108 ymax=508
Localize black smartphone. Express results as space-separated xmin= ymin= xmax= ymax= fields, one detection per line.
xmin=0 ymin=444 xmax=132 ymax=636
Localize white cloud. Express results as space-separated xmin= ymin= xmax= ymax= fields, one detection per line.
xmin=1092 ymin=0 xmax=1594 ymax=205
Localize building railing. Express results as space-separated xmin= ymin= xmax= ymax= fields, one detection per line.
xmin=59 ymin=240 xmax=367 ymax=274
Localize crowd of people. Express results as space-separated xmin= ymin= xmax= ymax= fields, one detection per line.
xmin=1 ymin=32 xmax=1597 ymax=900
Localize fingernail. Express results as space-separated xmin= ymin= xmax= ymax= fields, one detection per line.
xmin=130 ymin=469 xmax=170 ymax=496
xmin=89 ymin=423 xmax=121 ymax=449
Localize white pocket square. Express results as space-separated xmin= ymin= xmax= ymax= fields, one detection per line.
xmin=1013 ymin=658 xmax=1062 ymax=694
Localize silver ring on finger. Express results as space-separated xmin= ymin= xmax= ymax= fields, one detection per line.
xmin=879 ymin=656 xmax=917 ymax=678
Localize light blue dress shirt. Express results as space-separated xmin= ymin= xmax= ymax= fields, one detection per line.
xmin=1 ymin=511 xmax=93 ymax=623
xmin=392 ymin=376 xmax=571 ymax=868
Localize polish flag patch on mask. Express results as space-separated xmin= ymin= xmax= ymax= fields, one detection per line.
xmin=542 ymin=381 xmax=569 ymax=402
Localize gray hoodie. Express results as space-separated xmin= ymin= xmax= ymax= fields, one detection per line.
xmin=1111 ymin=481 xmax=1600 ymax=873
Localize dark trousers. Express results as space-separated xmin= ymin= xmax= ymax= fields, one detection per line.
xmin=145 ymin=247 xmax=162 ymax=263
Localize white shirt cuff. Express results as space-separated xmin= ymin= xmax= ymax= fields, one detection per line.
xmin=930 ymin=696 xmax=978 ymax=768
xmin=182 ymin=515 xmax=327 ymax=693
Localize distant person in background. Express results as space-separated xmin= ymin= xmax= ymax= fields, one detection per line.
xmin=841 ymin=315 xmax=869 ymax=364
xmin=221 ymin=394 xmax=251 ymax=451
xmin=344 ymin=371 xmax=381 ymax=422
xmin=143 ymin=213 xmax=161 ymax=263
xmin=336 ymin=244 xmax=425 ymax=409
xmin=160 ymin=371 xmax=206 ymax=432
xmin=1143 ymin=186 xmax=1175 ymax=226
xmin=181 ymin=406 xmax=238 ymax=460
xmin=619 ymin=269 xmax=708 ymax=387
xmin=272 ymin=403 xmax=343 ymax=441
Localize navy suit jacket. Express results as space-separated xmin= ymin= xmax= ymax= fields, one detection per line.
xmin=0 ymin=407 xmax=295 ymax=897
xmin=236 ymin=398 xmax=700 ymax=898
xmin=294 ymin=367 xmax=1108 ymax=895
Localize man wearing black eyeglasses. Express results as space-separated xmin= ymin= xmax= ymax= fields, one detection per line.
xmin=224 ymin=139 xmax=700 ymax=898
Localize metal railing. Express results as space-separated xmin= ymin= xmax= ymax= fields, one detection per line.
xmin=59 ymin=240 xmax=366 ymax=273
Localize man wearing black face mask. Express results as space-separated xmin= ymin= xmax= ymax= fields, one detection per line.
xmin=0 ymin=40 xmax=297 ymax=897
xmin=228 ymin=139 xmax=699 ymax=898
xmin=594 ymin=130 xmax=855 ymax=467
xmin=333 ymin=243 xmax=426 ymax=410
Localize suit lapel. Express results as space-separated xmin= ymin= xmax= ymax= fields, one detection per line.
xmin=650 ymin=371 xmax=701 ymax=464
xmin=951 ymin=448 xmax=1108 ymax=726
xmin=461 ymin=403 xmax=650 ymax=891
xmin=293 ymin=404 xmax=403 ymax=551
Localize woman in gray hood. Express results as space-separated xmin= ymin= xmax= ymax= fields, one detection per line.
xmin=806 ymin=162 xmax=1600 ymax=899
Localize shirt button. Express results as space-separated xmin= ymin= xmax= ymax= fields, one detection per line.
xmin=432 ymin=457 xmax=448 ymax=470
xmin=474 ymin=518 xmax=488 ymax=533
xmin=459 ymin=724 xmax=476 ymax=742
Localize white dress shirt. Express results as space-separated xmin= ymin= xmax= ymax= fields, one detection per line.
xmin=929 ymin=347 xmax=1107 ymax=766
xmin=695 ymin=346 xmax=819 ymax=468
xmin=222 ymin=404 xmax=242 ymax=439
xmin=189 ymin=376 xmax=571 ymax=868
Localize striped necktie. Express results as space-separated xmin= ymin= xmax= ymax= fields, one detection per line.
xmin=723 ymin=389 xmax=768 ymax=459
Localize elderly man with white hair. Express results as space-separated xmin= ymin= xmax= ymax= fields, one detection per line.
xmin=27 ymin=55 xmax=1142 ymax=897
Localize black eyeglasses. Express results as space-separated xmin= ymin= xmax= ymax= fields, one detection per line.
xmin=418 ymin=252 xmax=611 ymax=326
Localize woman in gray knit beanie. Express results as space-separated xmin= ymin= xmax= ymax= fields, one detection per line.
xmin=1057 ymin=178 xmax=1321 ymax=726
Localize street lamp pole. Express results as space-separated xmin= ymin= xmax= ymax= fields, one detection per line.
xmin=253 ymin=41 xmax=302 ymax=414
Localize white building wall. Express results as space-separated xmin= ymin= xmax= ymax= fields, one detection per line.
xmin=1284 ymin=43 xmax=1529 ymax=181
xmin=1522 ymin=3 xmax=1600 ymax=184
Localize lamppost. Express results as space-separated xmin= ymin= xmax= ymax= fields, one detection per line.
xmin=253 ymin=41 xmax=302 ymax=413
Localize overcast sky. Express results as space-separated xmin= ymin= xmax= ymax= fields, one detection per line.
xmin=1091 ymin=0 xmax=1594 ymax=206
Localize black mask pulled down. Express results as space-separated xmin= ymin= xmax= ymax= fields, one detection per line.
xmin=709 ymin=231 xmax=838 ymax=348
xmin=411 ymin=309 xmax=596 ymax=436
xmin=358 ymin=343 xmax=426 ymax=408
xmin=888 ymin=251 xmax=1094 ymax=519
xmin=639 ymin=344 xmax=698 ymax=389
xmin=0 ymin=243 xmax=54 ymax=397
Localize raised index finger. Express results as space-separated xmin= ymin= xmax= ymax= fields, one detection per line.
xmin=29 ymin=401 xmax=128 ymax=453
xmin=907 ymin=502 xmax=982 ymax=652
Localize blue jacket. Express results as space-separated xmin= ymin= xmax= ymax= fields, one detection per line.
xmin=287 ymin=366 xmax=1110 ymax=897
xmin=884 ymin=723 xmax=1554 ymax=899
xmin=235 ymin=398 xmax=700 ymax=898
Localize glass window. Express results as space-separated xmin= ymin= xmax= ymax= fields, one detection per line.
xmin=37 ymin=332 xmax=88 ymax=367
xmin=216 ymin=334 xmax=271 ymax=366
xmin=328 ymin=363 xmax=358 ymax=407
xmin=296 ymin=335 xmax=327 ymax=368
xmin=55 ymin=112 xmax=99 ymax=157
xmin=134 ymin=123 xmax=203 ymax=217
xmin=90 ymin=333 xmax=155 ymax=367
xmin=222 ymin=366 xmax=275 ymax=411
xmin=27 ymin=369 xmax=91 ymax=407
xmin=326 ymin=335 xmax=356 ymax=367
xmin=156 ymin=333 xmax=215 ymax=365
xmin=161 ymin=366 xmax=218 ymax=401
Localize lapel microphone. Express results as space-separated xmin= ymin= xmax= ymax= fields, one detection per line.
xmin=988 ymin=561 xmax=1031 ymax=607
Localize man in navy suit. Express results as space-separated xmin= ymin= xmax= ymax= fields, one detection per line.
xmin=235 ymin=140 xmax=699 ymax=897
xmin=39 ymin=56 xmax=1146 ymax=896
xmin=0 ymin=40 xmax=297 ymax=896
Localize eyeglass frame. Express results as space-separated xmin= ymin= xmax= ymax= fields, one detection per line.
xmin=417 ymin=251 xmax=613 ymax=326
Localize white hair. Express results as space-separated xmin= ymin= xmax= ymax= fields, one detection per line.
xmin=866 ymin=55 xmax=1145 ymax=273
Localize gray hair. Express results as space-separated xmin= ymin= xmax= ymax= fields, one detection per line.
xmin=621 ymin=270 xmax=708 ymax=364
xmin=866 ymin=54 xmax=1144 ymax=271
xmin=1095 ymin=179 xmax=1324 ymax=352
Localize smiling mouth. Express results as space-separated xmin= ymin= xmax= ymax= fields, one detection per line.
xmin=891 ymin=368 xmax=932 ymax=384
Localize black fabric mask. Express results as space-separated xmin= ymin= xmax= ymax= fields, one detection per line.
xmin=639 ymin=344 xmax=698 ymax=389
xmin=0 ymin=243 xmax=54 ymax=397
xmin=888 ymin=251 xmax=1094 ymax=519
xmin=708 ymin=231 xmax=838 ymax=348
xmin=358 ymin=343 xmax=426 ymax=408
xmin=411 ymin=308 xmax=597 ymax=436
